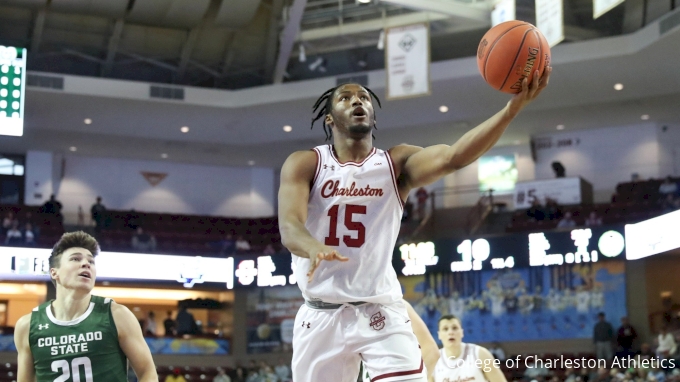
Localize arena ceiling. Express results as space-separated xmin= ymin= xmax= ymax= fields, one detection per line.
xmin=0 ymin=0 xmax=678 ymax=168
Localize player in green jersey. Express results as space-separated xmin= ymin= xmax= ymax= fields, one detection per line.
xmin=14 ymin=231 xmax=158 ymax=382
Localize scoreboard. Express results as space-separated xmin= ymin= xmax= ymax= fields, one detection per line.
xmin=0 ymin=45 xmax=26 ymax=137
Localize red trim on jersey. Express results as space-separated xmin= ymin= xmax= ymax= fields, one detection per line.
xmin=311 ymin=148 xmax=322 ymax=187
xmin=385 ymin=150 xmax=404 ymax=209
xmin=328 ymin=145 xmax=377 ymax=167
xmin=370 ymin=358 xmax=423 ymax=382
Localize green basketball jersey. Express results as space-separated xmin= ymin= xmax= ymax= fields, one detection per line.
xmin=28 ymin=295 xmax=128 ymax=382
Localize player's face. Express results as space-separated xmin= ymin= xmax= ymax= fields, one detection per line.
xmin=438 ymin=318 xmax=464 ymax=346
xmin=326 ymin=84 xmax=375 ymax=138
xmin=52 ymin=247 xmax=96 ymax=291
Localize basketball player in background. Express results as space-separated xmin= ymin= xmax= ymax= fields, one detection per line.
xmin=279 ymin=66 xmax=551 ymax=382
xmin=431 ymin=315 xmax=506 ymax=382
xmin=14 ymin=231 xmax=157 ymax=382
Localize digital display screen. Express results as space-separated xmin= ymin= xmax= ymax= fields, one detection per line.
xmin=0 ymin=45 xmax=27 ymax=137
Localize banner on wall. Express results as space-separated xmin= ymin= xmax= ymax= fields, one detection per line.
xmin=386 ymin=23 xmax=430 ymax=100
xmin=535 ymin=0 xmax=564 ymax=47
xmin=145 ymin=338 xmax=229 ymax=355
xmin=593 ymin=0 xmax=624 ymax=19
xmin=401 ymin=261 xmax=627 ymax=344
xmin=245 ymin=285 xmax=304 ymax=354
xmin=514 ymin=177 xmax=585 ymax=208
xmin=0 ymin=336 xmax=229 ymax=355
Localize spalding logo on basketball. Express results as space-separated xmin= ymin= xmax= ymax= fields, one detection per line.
xmin=369 ymin=312 xmax=386 ymax=331
xmin=476 ymin=20 xmax=551 ymax=94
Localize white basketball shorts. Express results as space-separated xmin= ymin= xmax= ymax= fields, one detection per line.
xmin=291 ymin=300 xmax=426 ymax=382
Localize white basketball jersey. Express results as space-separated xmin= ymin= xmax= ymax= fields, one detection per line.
xmin=294 ymin=145 xmax=403 ymax=304
xmin=433 ymin=344 xmax=488 ymax=382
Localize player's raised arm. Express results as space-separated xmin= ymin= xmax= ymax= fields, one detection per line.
xmin=395 ymin=67 xmax=551 ymax=190
xmin=404 ymin=300 xmax=439 ymax=379
xmin=278 ymin=150 xmax=348 ymax=281
xmin=111 ymin=302 xmax=158 ymax=382
xmin=14 ymin=314 xmax=35 ymax=382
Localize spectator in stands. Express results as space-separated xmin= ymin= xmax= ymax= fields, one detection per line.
xmin=661 ymin=194 xmax=679 ymax=213
xmin=586 ymin=211 xmax=603 ymax=227
xmin=526 ymin=198 xmax=546 ymax=221
xmin=2 ymin=211 xmax=17 ymax=234
xmin=403 ymin=197 xmax=413 ymax=222
xmin=656 ymin=326 xmax=677 ymax=359
xmin=214 ymin=367 xmax=231 ymax=382
xmin=77 ymin=205 xmax=85 ymax=228
xmin=219 ymin=234 xmax=236 ymax=255
xmin=41 ymin=194 xmax=63 ymax=218
xmin=91 ymin=196 xmax=107 ymax=232
xmin=263 ymin=243 xmax=276 ymax=255
xmin=617 ymin=316 xmax=637 ymax=359
xmin=594 ymin=312 xmax=615 ymax=361
xmin=545 ymin=197 xmax=562 ymax=220
xmin=175 ymin=306 xmax=197 ymax=336
xmin=416 ymin=187 xmax=429 ymax=220
xmin=592 ymin=367 xmax=610 ymax=382
xmin=165 ymin=368 xmax=186 ymax=382
xmin=144 ymin=311 xmax=157 ymax=337
xmin=24 ymin=223 xmax=36 ymax=247
xmin=235 ymin=235 xmax=251 ymax=253
xmin=524 ymin=357 xmax=551 ymax=379
xmin=244 ymin=370 xmax=260 ymax=382
xmin=557 ymin=211 xmax=577 ymax=228
xmin=274 ymin=359 xmax=290 ymax=382
xmin=131 ymin=227 xmax=157 ymax=253
xmin=638 ymin=343 xmax=655 ymax=360
xmin=163 ymin=311 xmax=176 ymax=337
xmin=125 ymin=209 xmax=140 ymax=230
xmin=5 ymin=221 xmax=23 ymax=246
xmin=232 ymin=367 xmax=246 ymax=382
xmin=488 ymin=343 xmax=506 ymax=361
xmin=564 ymin=366 xmax=577 ymax=382
xmin=659 ymin=176 xmax=679 ymax=196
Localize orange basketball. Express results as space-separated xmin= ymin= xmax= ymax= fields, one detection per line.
xmin=476 ymin=20 xmax=551 ymax=94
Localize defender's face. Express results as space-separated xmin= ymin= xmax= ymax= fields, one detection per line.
xmin=438 ymin=318 xmax=464 ymax=346
xmin=326 ymin=84 xmax=375 ymax=138
xmin=51 ymin=247 xmax=96 ymax=291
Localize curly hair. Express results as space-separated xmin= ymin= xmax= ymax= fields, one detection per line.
xmin=311 ymin=83 xmax=382 ymax=140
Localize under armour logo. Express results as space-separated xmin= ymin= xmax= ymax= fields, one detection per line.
xmin=323 ymin=164 xmax=336 ymax=171
xmin=301 ymin=321 xmax=311 ymax=328
xmin=38 ymin=324 xmax=49 ymax=330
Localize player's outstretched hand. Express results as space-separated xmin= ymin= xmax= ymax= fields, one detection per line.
xmin=508 ymin=66 xmax=551 ymax=116
xmin=307 ymin=249 xmax=349 ymax=283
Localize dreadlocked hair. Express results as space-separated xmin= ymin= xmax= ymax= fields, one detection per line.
xmin=311 ymin=84 xmax=382 ymax=141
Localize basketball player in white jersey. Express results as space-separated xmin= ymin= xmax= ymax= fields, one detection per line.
xmin=431 ymin=315 xmax=506 ymax=382
xmin=279 ymin=68 xmax=550 ymax=382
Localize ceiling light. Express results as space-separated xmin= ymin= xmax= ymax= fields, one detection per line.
xmin=161 ymin=153 xmax=168 ymax=159
xmin=283 ymin=125 xmax=292 ymax=132
xmin=69 ymin=146 xmax=77 ymax=152
xmin=439 ymin=105 xmax=449 ymax=113
xmin=84 ymin=118 xmax=92 ymax=125
xmin=357 ymin=0 xmax=371 ymax=3
xmin=614 ymin=83 xmax=624 ymax=91
xmin=248 ymin=160 xmax=255 ymax=166
xmin=556 ymin=124 xmax=565 ymax=130
xmin=180 ymin=126 xmax=190 ymax=133
xmin=641 ymin=114 xmax=650 ymax=120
